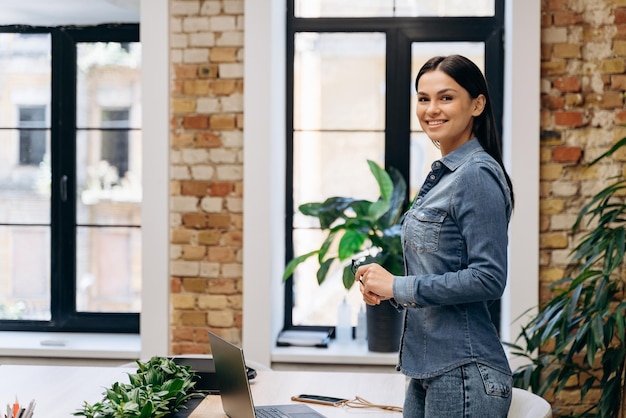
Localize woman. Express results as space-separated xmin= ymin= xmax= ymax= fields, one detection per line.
xmin=355 ymin=55 xmax=515 ymax=417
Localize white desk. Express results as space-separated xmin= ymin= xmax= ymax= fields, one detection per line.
xmin=0 ymin=365 xmax=405 ymax=417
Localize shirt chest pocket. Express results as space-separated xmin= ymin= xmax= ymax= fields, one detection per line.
xmin=403 ymin=207 xmax=447 ymax=253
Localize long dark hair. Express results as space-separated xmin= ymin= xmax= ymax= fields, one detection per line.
xmin=415 ymin=54 xmax=514 ymax=207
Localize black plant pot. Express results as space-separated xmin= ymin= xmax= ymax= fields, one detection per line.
xmin=366 ymin=299 xmax=404 ymax=352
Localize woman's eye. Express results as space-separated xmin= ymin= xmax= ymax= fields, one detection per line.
xmin=441 ymin=95 xmax=453 ymax=101
xmin=417 ymin=97 xmax=429 ymax=102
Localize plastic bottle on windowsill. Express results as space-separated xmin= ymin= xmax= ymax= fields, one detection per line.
xmin=335 ymin=297 xmax=352 ymax=344
xmin=356 ymin=303 xmax=367 ymax=344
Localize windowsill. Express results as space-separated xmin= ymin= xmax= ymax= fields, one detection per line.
xmin=0 ymin=331 xmax=141 ymax=359
xmin=271 ymin=339 xmax=398 ymax=366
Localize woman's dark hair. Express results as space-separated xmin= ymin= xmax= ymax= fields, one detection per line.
xmin=415 ymin=54 xmax=515 ymax=207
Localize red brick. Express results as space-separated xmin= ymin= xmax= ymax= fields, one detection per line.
xmin=616 ymin=8 xmax=626 ymax=25
xmin=546 ymin=0 xmax=568 ymax=12
xmin=553 ymin=146 xmax=583 ymax=163
xmin=555 ymin=111 xmax=584 ymax=127
xmin=196 ymin=132 xmax=222 ymax=148
xmin=553 ymin=11 xmax=583 ymax=26
xmin=182 ymin=115 xmax=209 ymax=129
xmin=553 ymin=76 xmax=581 ymax=93
xmin=181 ymin=180 xmax=210 ymax=196
xmin=615 ymin=110 xmax=626 ymax=125
xmin=611 ymin=74 xmax=626 ymax=90
xmin=615 ymin=24 xmax=626 ymax=40
xmin=182 ymin=213 xmax=208 ymax=229
xmin=171 ymin=277 xmax=182 ymax=293
xmin=210 ymin=182 xmax=234 ymax=197
xmin=542 ymin=95 xmax=565 ymax=110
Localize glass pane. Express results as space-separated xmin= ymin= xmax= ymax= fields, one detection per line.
xmin=76 ymin=226 xmax=141 ymax=313
xmin=0 ymin=128 xmax=51 ymax=224
xmin=293 ymin=131 xmax=385 ymax=221
xmin=295 ymin=0 xmax=494 ymax=17
xmin=0 ymin=226 xmax=51 ymax=320
xmin=76 ymin=42 xmax=142 ymax=129
xmin=294 ymin=32 xmax=385 ymax=131
xmin=410 ymin=42 xmax=485 ymax=195
xmin=0 ymin=33 xmax=51 ymax=129
xmin=291 ymin=229 xmax=363 ymax=326
xmin=76 ymin=129 xmax=142 ymax=225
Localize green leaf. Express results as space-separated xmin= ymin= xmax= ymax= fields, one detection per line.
xmin=317 ymin=258 xmax=334 ymax=285
xmin=338 ymin=230 xmax=367 ymax=260
xmin=342 ymin=265 xmax=356 ymax=289
xmin=367 ymin=160 xmax=393 ymax=201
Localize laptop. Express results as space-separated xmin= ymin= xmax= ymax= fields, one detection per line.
xmin=208 ymin=331 xmax=326 ymax=418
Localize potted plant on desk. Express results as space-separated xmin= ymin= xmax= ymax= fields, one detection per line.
xmin=283 ymin=160 xmax=407 ymax=352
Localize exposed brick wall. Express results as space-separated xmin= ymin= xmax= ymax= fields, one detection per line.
xmin=541 ymin=0 xmax=626 ymax=415
xmin=169 ymin=0 xmax=244 ymax=354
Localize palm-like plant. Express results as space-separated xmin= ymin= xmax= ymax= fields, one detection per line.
xmin=508 ymin=137 xmax=626 ymax=418
xmin=283 ymin=160 xmax=407 ymax=289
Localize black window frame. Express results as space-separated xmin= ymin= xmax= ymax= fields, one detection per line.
xmin=0 ymin=24 xmax=140 ymax=333
xmin=284 ymin=2 xmax=505 ymax=331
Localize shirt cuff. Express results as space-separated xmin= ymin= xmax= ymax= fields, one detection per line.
xmin=392 ymin=276 xmax=421 ymax=308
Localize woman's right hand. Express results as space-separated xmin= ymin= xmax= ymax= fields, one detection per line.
xmin=355 ymin=263 xmax=394 ymax=305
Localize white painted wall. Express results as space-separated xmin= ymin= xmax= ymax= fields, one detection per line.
xmin=140 ymin=0 xmax=170 ymax=358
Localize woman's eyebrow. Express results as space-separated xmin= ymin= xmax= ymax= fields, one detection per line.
xmin=416 ymin=88 xmax=458 ymax=95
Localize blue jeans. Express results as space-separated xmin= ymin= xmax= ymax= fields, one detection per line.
xmin=403 ymin=362 xmax=512 ymax=417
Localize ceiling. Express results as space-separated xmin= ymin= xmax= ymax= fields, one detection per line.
xmin=0 ymin=0 xmax=140 ymax=26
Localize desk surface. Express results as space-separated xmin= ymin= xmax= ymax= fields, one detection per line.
xmin=0 ymin=365 xmax=405 ymax=417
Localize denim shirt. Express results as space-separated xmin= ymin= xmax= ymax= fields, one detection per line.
xmin=392 ymin=138 xmax=513 ymax=379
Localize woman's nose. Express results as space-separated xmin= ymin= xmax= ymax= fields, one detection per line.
xmin=427 ymin=101 xmax=439 ymax=114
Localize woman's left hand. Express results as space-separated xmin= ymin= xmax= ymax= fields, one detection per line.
xmin=355 ymin=263 xmax=394 ymax=305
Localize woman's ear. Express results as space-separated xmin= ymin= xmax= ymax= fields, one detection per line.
xmin=472 ymin=94 xmax=486 ymax=116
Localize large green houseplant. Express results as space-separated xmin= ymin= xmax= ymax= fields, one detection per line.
xmin=283 ymin=160 xmax=407 ymax=352
xmin=507 ymin=137 xmax=626 ymax=418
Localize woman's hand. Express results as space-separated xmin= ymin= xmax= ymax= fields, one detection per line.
xmin=355 ymin=263 xmax=394 ymax=305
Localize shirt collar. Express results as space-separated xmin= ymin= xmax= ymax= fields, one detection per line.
xmin=438 ymin=138 xmax=482 ymax=171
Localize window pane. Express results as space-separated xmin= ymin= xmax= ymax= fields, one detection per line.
xmin=294 ymin=32 xmax=385 ymax=131
xmin=76 ymin=129 xmax=142 ymax=225
xmin=0 ymin=33 xmax=51 ymax=130
xmin=291 ymin=228 xmax=363 ymax=326
xmin=292 ymin=131 xmax=384 ymax=327
xmin=76 ymin=42 xmax=142 ymax=129
xmin=76 ymin=226 xmax=141 ymax=313
xmin=410 ymin=42 xmax=485 ymax=195
xmin=293 ymin=131 xmax=385 ymax=218
xmin=295 ymin=0 xmax=494 ymax=17
xmin=0 ymin=129 xmax=51 ymax=224
xmin=0 ymin=226 xmax=50 ymax=320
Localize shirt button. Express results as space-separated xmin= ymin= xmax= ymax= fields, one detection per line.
xmin=429 ymin=175 xmax=435 ymax=180
xmin=403 ymin=303 xmax=408 ymax=307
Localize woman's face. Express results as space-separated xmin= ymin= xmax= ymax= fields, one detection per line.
xmin=416 ymin=69 xmax=485 ymax=155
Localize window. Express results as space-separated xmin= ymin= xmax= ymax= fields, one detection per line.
xmin=18 ymin=106 xmax=47 ymax=166
xmin=0 ymin=25 xmax=141 ymax=332
xmin=285 ymin=1 xmax=504 ymax=330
